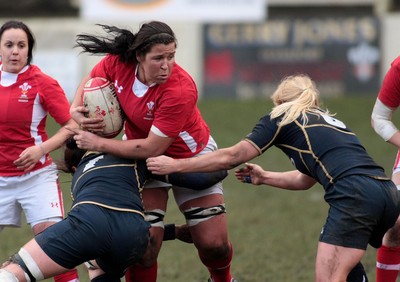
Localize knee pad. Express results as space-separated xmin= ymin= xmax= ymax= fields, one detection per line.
xmin=0 ymin=269 xmax=18 ymax=282
xmin=144 ymin=209 xmax=165 ymax=228
xmin=183 ymin=204 xmax=226 ymax=226
xmin=91 ymin=273 xmax=120 ymax=282
xmin=7 ymin=248 xmax=45 ymax=282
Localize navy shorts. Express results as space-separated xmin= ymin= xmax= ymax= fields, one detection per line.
xmin=35 ymin=204 xmax=150 ymax=277
xmin=320 ymin=175 xmax=400 ymax=250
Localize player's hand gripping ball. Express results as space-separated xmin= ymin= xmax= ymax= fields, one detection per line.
xmin=83 ymin=77 xmax=125 ymax=138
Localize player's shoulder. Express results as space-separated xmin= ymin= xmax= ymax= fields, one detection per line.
xmin=28 ymin=64 xmax=50 ymax=78
xmin=28 ymin=64 xmax=60 ymax=86
xmin=102 ymin=54 xmax=131 ymax=69
xmin=166 ymin=64 xmax=197 ymax=95
xmin=170 ymin=63 xmax=195 ymax=83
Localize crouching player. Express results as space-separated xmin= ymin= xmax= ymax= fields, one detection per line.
xmin=0 ymin=137 xmax=222 ymax=281
xmin=0 ymin=137 xmax=151 ymax=281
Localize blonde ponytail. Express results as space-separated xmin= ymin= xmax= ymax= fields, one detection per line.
xmin=270 ymin=74 xmax=330 ymax=126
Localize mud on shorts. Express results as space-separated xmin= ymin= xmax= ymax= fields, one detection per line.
xmin=320 ymin=175 xmax=400 ymax=250
xmin=35 ymin=204 xmax=150 ymax=277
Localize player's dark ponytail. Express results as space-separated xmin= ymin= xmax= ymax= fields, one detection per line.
xmin=75 ymin=24 xmax=136 ymax=63
xmin=75 ymin=21 xmax=177 ymax=64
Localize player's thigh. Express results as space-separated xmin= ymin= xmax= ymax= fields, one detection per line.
xmin=141 ymin=188 xmax=169 ymax=211
xmin=382 ymin=173 xmax=400 ymax=245
xmin=316 ymin=242 xmax=365 ymax=282
xmin=20 ymin=165 xmax=63 ymax=225
xmin=178 ymin=193 xmax=229 ymax=247
xmin=0 ymin=193 xmax=22 ymax=227
xmin=140 ymin=185 xmax=169 ymax=263
xmin=172 ymin=179 xmax=223 ymax=207
xmin=0 ymin=175 xmax=26 ymax=226
xmin=9 ymin=239 xmax=70 ymax=279
xmin=382 ymin=219 xmax=400 ymax=246
xmin=141 ymin=185 xmax=169 ymax=235
xmin=392 ymin=171 xmax=400 ymax=186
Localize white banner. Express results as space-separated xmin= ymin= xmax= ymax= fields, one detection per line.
xmin=81 ymin=0 xmax=266 ymax=23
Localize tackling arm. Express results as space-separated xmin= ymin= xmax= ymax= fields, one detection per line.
xmin=147 ymin=140 xmax=260 ymax=175
xmin=235 ymin=163 xmax=317 ymax=190
xmin=70 ymin=128 xmax=174 ymax=159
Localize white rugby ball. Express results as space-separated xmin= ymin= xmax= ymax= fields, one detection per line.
xmin=83 ymin=77 xmax=124 ymax=138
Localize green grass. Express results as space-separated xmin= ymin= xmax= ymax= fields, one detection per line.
xmin=0 ymin=96 xmax=396 ymax=281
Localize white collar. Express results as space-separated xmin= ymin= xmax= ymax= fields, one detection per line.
xmin=0 ymin=65 xmax=29 ymax=86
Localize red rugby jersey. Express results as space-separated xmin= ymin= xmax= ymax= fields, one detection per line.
xmin=91 ymin=55 xmax=210 ymax=158
xmin=378 ymin=56 xmax=400 ymax=108
xmin=0 ymin=65 xmax=71 ymax=176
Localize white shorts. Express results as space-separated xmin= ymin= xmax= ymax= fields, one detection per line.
xmin=144 ymin=136 xmax=223 ymax=206
xmin=0 ymin=163 xmax=64 ymax=228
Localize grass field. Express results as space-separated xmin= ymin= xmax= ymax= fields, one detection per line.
xmin=0 ymin=96 xmax=397 ymax=281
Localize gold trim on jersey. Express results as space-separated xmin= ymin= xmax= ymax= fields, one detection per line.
xmin=70 ymin=153 xmax=144 ymax=201
xmin=306 ymin=123 xmax=356 ymax=136
xmin=71 ymin=201 xmax=145 ymax=218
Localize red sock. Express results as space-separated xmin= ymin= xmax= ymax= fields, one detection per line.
xmin=200 ymin=243 xmax=233 ymax=282
xmin=124 ymin=262 xmax=157 ymax=282
xmin=54 ymin=269 xmax=79 ymax=282
xmin=376 ymin=245 xmax=400 ymax=282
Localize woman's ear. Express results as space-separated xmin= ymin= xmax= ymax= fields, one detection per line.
xmin=136 ymin=52 xmax=143 ymax=63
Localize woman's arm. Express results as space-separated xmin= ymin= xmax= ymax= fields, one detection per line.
xmin=70 ymin=74 xmax=105 ymax=133
xmin=147 ymin=140 xmax=260 ymax=174
xmin=235 ymin=163 xmax=317 ymax=190
xmin=69 ymin=127 xmax=174 ymax=159
xmin=371 ymin=98 xmax=400 ymax=150
xmin=14 ymin=119 xmax=79 ymax=171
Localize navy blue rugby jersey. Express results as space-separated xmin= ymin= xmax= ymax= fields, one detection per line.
xmin=245 ymin=112 xmax=389 ymax=188
xmin=71 ymin=152 xmax=150 ymax=212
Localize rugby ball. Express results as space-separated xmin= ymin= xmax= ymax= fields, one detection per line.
xmin=83 ymin=77 xmax=125 ymax=138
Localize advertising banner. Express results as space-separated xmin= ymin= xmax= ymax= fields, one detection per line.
xmin=203 ymin=14 xmax=380 ymax=98
xmin=81 ymin=0 xmax=266 ymax=23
